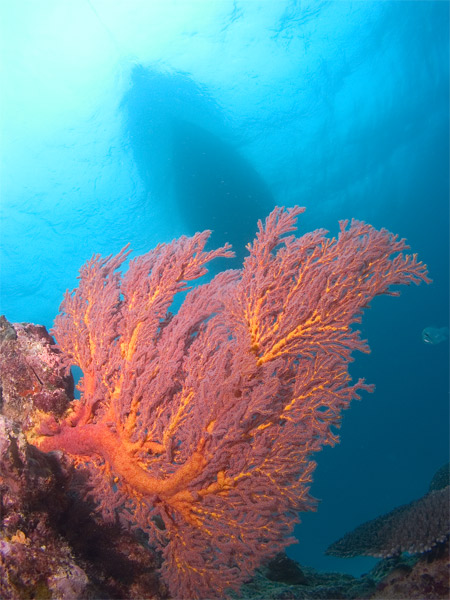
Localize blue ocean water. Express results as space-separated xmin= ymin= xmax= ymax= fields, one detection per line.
xmin=0 ymin=0 xmax=448 ymax=578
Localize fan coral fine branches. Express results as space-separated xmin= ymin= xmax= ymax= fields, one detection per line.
xmin=31 ymin=207 xmax=429 ymax=599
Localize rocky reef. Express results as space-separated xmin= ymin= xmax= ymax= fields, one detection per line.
xmin=0 ymin=317 xmax=166 ymax=599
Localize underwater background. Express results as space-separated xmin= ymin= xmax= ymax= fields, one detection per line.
xmin=0 ymin=0 xmax=448 ymax=579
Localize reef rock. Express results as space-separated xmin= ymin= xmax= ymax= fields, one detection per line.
xmin=0 ymin=317 xmax=166 ymax=600
xmin=0 ymin=316 xmax=73 ymax=430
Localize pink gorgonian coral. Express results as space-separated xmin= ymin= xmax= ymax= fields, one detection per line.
xmin=30 ymin=207 xmax=429 ymax=599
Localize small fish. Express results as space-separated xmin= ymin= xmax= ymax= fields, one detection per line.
xmin=422 ymin=326 xmax=449 ymax=345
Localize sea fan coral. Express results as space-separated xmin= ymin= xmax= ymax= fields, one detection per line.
xmin=31 ymin=207 xmax=429 ymax=598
